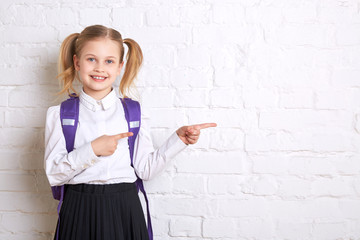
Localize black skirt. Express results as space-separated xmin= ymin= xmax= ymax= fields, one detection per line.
xmin=54 ymin=183 xmax=149 ymax=240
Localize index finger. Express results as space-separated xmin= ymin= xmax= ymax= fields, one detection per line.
xmin=193 ymin=123 xmax=217 ymax=130
xmin=113 ymin=132 xmax=134 ymax=140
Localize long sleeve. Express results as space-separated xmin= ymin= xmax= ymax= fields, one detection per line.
xmin=132 ymin=120 xmax=188 ymax=181
xmin=44 ymin=106 xmax=100 ymax=186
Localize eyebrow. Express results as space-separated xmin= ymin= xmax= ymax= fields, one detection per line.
xmin=84 ymin=54 xmax=117 ymax=59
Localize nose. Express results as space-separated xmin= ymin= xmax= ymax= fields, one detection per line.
xmin=94 ymin=62 xmax=105 ymax=73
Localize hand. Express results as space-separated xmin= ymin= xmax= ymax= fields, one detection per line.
xmin=91 ymin=132 xmax=133 ymax=156
xmin=176 ymin=123 xmax=217 ymax=145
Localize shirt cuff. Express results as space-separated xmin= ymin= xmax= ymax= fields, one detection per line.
xmin=69 ymin=142 xmax=101 ymax=170
xmin=163 ymin=132 xmax=188 ymax=160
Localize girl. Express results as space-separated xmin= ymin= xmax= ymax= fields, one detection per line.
xmin=44 ymin=25 xmax=216 ymax=240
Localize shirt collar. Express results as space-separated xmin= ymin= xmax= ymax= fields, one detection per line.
xmin=79 ymin=89 xmax=118 ymax=112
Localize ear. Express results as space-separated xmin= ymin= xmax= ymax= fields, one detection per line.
xmin=73 ymin=54 xmax=80 ymax=71
xmin=116 ymin=61 xmax=124 ymax=76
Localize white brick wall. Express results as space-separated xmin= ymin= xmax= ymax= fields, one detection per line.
xmin=0 ymin=0 xmax=359 ymax=239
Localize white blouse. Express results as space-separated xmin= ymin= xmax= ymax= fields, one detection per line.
xmin=44 ymin=89 xmax=187 ymax=186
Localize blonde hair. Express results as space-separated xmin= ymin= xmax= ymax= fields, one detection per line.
xmin=57 ymin=25 xmax=143 ymax=98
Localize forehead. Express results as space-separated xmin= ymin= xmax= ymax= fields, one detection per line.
xmin=80 ymin=38 xmax=121 ymax=58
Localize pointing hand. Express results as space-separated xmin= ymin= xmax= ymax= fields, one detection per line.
xmin=176 ymin=123 xmax=217 ymax=145
xmin=91 ymin=132 xmax=133 ymax=156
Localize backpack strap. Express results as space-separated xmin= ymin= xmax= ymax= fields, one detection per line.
xmin=53 ymin=93 xmax=80 ymax=240
xmin=121 ymin=98 xmax=153 ymax=240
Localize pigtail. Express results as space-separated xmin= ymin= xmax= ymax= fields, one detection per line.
xmin=57 ymin=33 xmax=80 ymax=96
xmin=121 ymin=38 xmax=143 ymax=98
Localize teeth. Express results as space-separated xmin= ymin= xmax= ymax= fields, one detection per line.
xmin=92 ymin=76 xmax=105 ymax=80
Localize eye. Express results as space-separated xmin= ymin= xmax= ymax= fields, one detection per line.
xmin=106 ymin=60 xmax=114 ymax=64
xmin=87 ymin=58 xmax=95 ymax=62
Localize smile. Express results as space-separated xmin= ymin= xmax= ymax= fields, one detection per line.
xmin=91 ymin=75 xmax=107 ymax=81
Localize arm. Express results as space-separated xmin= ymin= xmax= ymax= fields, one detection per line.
xmin=132 ymin=121 xmax=217 ymax=181
xmin=44 ymin=106 xmax=100 ymax=186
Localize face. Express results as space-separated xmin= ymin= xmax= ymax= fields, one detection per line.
xmin=74 ymin=38 xmax=123 ymax=100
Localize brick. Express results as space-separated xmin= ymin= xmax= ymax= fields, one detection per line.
xmin=0 ymin=128 xmax=44 ymax=149
xmin=174 ymin=88 xmax=208 ymax=108
xmin=0 ymin=47 xmax=18 ymax=65
xmin=313 ymin=222 xmax=346 ymax=239
xmin=141 ymin=88 xmax=175 ymax=108
xmin=243 ymin=87 xmax=278 ymax=108
xmin=126 ymin=27 xmax=191 ymax=44
xmin=174 ymin=151 xmax=243 ymax=174
xmin=170 ymin=67 xmax=212 ymax=88
xmin=169 ymin=217 xmax=201 ymax=237
xmin=0 ymin=111 xmax=4 ymax=127
xmin=151 ymin=217 xmax=170 ymax=238
xmin=316 ymin=88 xmax=360 ymax=110
xmin=318 ymin=1 xmax=360 ymax=24
xmin=146 ymin=7 xmax=180 ymax=26
xmin=79 ymin=8 xmax=111 ymax=26
xmin=143 ymin=173 xmax=173 ymax=194
xmin=211 ymin=45 xmax=246 ymax=69
xmin=238 ymin=218 xmax=275 ymax=239
xmin=280 ymin=90 xmax=313 ymax=109
xmin=179 ymin=5 xmax=210 ymax=24
xmin=333 ymin=154 xmax=360 ymax=175
xmin=278 ymin=177 xmax=311 ymax=198
xmin=193 ymin=25 xmax=255 ymax=45
xmin=112 ymin=8 xmax=144 ymax=28
xmin=0 ymin=26 xmax=56 ymax=43
xmin=143 ymin=46 xmax=175 ymax=66
xmin=0 ymin=67 xmax=42 ymax=85
xmin=245 ymin=6 xmax=282 ymax=25
xmin=8 ymin=85 xmax=60 ymax=108
xmin=246 ymin=131 xmax=357 ymax=152
xmin=245 ymin=175 xmax=278 ymax=196
xmin=5 ymin=108 xmax=47 ymax=128
xmin=172 ymin=175 xmax=205 ymax=195
xmin=187 ymin=108 xmax=258 ymax=130
xmin=137 ymin=66 xmax=169 ymax=87
xmin=0 ymin=150 xmax=43 ymax=171
xmin=7 ymin=5 xmax=45 ymax=26
xmin=0 ymin=173 xmax=36 ymax=192
xmin=203 ymin=218 xmax=237 ymax=238
xmin=338 ymin=200 xmax=360 ymax=219
xmin=336 ymin=24 xmax=360 ymax=46
xmin=210 ymin=87 xmax=243 ymax=108
xmin=1 ymin=213 xmax=56 ymax=233
xmin=270 ymin=65 xmax=330 ymax=89
xmin=259 ymin=110 xmax=353 ymax=132
xmin=277 ymin=219 xmax=312 ymax=239
xmin=213 ymin=4 xmax=245 ymax=25
xmin=333 ymin=68 xmax=360 ymax=87
xmin=153 ymin=197 xmax=210 ymax=217
xmin=46 ymin=8 xmax=76 ymax=26
xmin=214 ymin=68 xmax=245 ymax=87
xmin=148 ymin=109 xmax=186 ymax=128
xmin=177 ymin=46 xmax=211 ymax=68
xmin=276 ymin=24 xmax=333 ymax=47
xmin=311 ymin=177 xmax=355 ymax=197
xmin=0 ymin=192 xmax=56 ymax=213
xmin=0 ymin=233 xmax=53 ymax=240
xmin=218 ymin=198 xmax=268 ymax=217
xmin=282 ymin=2 xmax=317 ymax=23
xmin=209 ymin=128 xmax=244 ymax=151
xmin=207 ymin=175 xmax=245 ymax=195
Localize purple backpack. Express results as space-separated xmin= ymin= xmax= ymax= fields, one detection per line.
xmin=51 ymin=94 xmax=153 ymax=240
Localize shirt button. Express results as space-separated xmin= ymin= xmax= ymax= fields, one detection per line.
xmin=97 ymin=101 xmax=101 ymax=105
xmin=82 ymin=164 xmax=89 ymax=169
xmin=91 ymin=160 xmax=96 ymax=165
